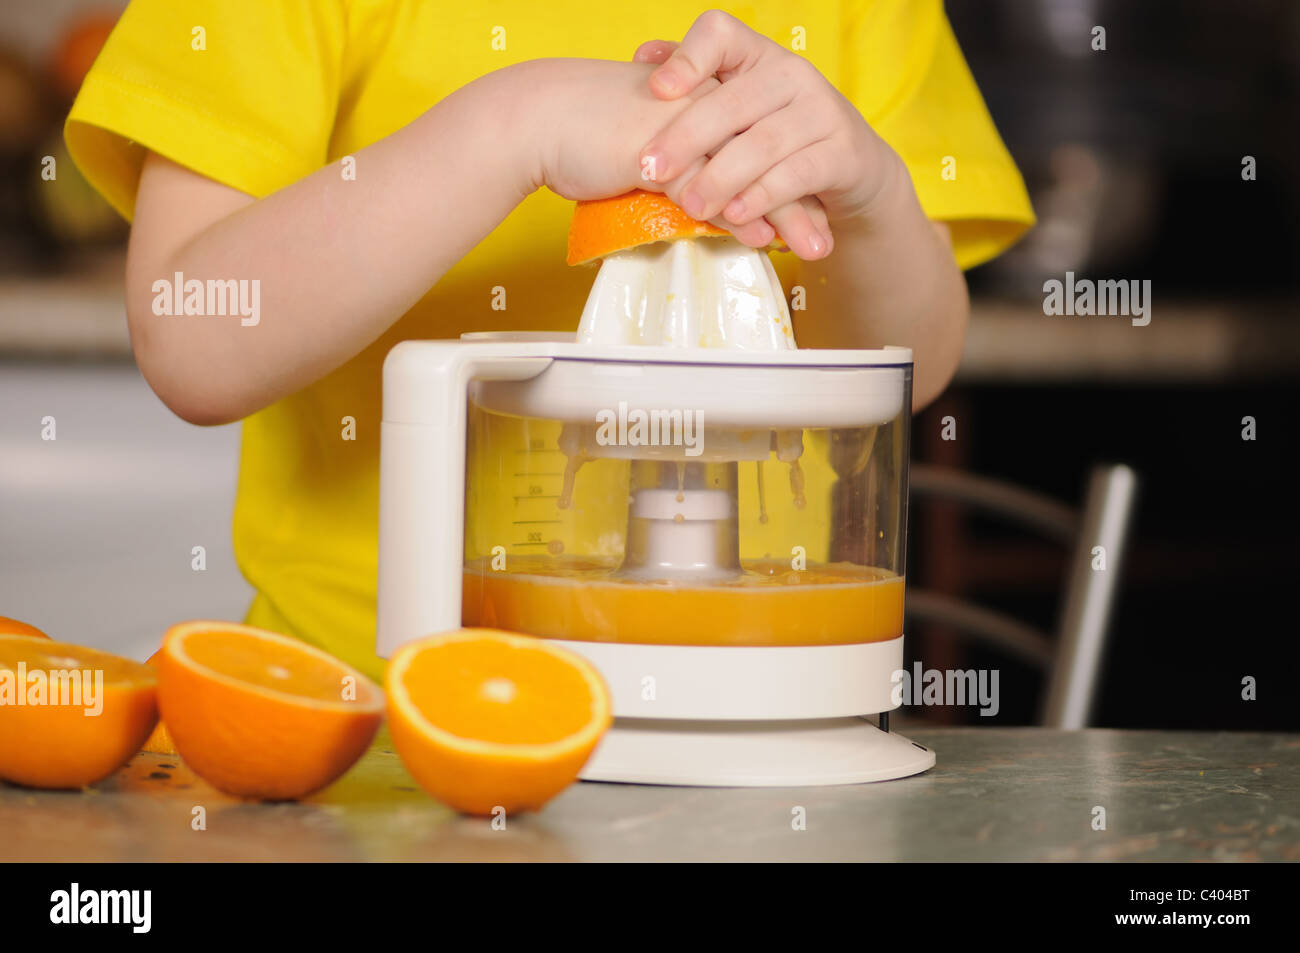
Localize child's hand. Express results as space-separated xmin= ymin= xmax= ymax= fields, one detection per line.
xmin=513 ymin=58 xmax=778 ymax=249
xmin=632 ymin=11 xmax=906 ymax=260
xmin=518 ymin=60 xmax=714 ymax=200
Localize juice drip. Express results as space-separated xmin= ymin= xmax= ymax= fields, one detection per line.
xmin=556 ymin=425 xmax=807 ymax=513
xmin=556 ymin=424 xmax=592 ymax=511
xmin=771 ymin=429 xmax=806 ymax=509
xmin=789 ymin=459 xmax=806 ymax=510
xmin=557 ymin=453 xmax=587 ymax=511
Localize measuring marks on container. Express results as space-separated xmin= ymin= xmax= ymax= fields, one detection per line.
xmin=511 ymin=438 xmax=569 ymax=554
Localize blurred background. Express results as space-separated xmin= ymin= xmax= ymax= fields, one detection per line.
xmin=1 ymin=1 xmax=1297 ymax=729
xmin=0 ymin=0 xmax=252 ymax=667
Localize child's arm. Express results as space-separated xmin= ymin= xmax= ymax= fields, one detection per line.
xmin=786 ymin=170 xmax=970 ymax=412
xmin=126 ymin=59 xmax=722 ymax=426
xmin=632 ymin=13 xmax=971 ymax=408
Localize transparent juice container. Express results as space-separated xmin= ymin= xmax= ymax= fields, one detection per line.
xmin=461 ymin=370 xmax=910 ymax=647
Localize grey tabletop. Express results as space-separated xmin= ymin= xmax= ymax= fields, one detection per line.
xmin=4 ymin=728 xmax=1297 ymax=862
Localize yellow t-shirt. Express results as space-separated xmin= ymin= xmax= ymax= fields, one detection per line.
xmin=67 ymin=0 xmax=1034 ymax=683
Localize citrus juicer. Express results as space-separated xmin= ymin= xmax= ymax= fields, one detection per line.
xmin=377 ymin=229 xmax=935 ymax=786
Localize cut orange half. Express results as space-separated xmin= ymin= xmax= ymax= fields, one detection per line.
xmin=0 ymin=616 xmax=50 ymax=639
xmin=386 ymin=629 xmax=612 ymax=815
xmin=0 ymin=635 xmax=158 ymax=789
xmin=157 ymin=621 xmax=383 ymax=800
xmin=567 ymin=189 xmax=740 ymax=265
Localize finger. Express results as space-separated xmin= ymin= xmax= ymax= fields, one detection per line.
xmin=633 ymin=39 xmax=677 ymax=64
xmin=796 ymin=194 xmax=832 ymax=248
xmin=802 ymin=195 xmax=831 ymax=237
xmin=724 ymin=217 xmax=778 ymax=248
xmin=637 ymin=79 xmax=722 ymax=187
xmin=656 ymin=154 xmax=776 ymax=248
xmin=765 ymin=196 xmax=833 ymax=260
xmin=674 ymin=105 xmax=826 ymax=221
xmin=658 ymin=132 xmax=734 ymax=186
xmin=720 ymin=140 xmax=839 ymax=224
xmin=649 ymin=9 xmax=770 ymax=99
xmin=640 ymin=71 xmax=795 ymax=189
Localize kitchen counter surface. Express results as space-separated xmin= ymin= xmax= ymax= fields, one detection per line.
xmin=4 ymin=728 xmax=1296 ymax=862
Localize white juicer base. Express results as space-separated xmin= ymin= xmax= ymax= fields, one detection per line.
xmin=579 ymin=717 xmax=935 ymax=787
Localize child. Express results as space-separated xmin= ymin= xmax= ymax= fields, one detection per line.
xmin=67 ymin=2 xmax=1034 ymax=682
